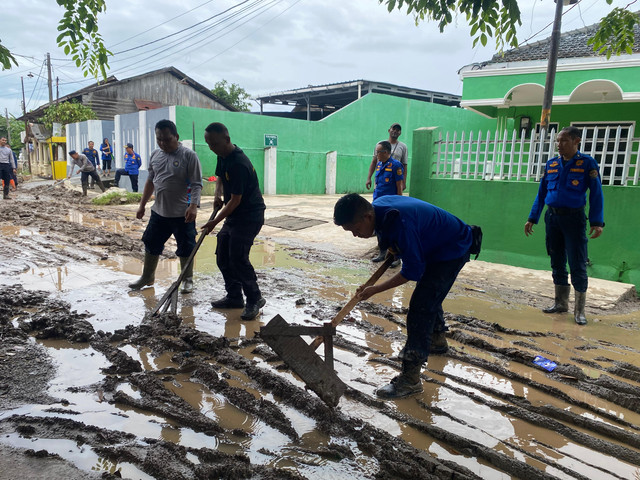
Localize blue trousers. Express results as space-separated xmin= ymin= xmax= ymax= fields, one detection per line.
xmin=142 ymin=210 xmax=196 ymax=257
xmin=0 ymin=163 xmax=12 ymax=195
xmin=544 ymin=208 xmax=588 ymax=292
xmin=216 ymin=219 xmax=263 ymax=303
xmin=401 ymin=252 xmax=469 ymax=364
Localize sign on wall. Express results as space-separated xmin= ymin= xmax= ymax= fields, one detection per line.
xmin=264 ymin=134 xmax=278 ymax=147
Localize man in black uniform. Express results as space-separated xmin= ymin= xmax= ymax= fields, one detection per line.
xmin=202 ymin=122 xmax=266 ymax=320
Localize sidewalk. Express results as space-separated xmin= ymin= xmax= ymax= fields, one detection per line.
xmin=259 ymin=194 xmax=636 ymax=309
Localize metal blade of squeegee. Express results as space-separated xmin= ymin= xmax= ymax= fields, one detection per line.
xmin=308 ymin=255 xmax=394 ymax=351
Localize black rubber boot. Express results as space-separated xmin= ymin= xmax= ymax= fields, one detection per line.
xmin=574 ymin=290 xmax=587 ymax=325
xmin=430 ymin=331 xmax=449 ymax=354
xmin=97 ymin=178 xmax=106 ymax=192
xmin=179 ymin=257 xmax=194 ymax=294
xmin=128 ymin=253 xmax=159 ymax=290
xmin=81 ymin=183 xmax=88 ymax=196
xmin=542 ymin=284 xmax=570 ymax=313
xmin=375 ymin=361 xmax=423 ymax=399
xmin=211 ymin=296 xmax=245 ymax=309
xmin=241 ymin=297 xmax=266 ymax=320
xmin=372 ymin=250 xmax=386 ymax=262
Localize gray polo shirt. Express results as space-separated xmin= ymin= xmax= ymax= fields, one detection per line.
xmin=148 ymin=143 xmax=202 ymax=218
xmin=0 ymin=146 xmax=15 ymax=168
xmin=71 ymin=154 xmax=96 ymax=172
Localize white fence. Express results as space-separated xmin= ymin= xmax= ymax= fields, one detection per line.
xmin=434 ymin=125 xmax=640 ymax=186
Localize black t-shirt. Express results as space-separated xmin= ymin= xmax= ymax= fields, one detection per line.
xmin=215 ymin=146 xmax=265 ymax=223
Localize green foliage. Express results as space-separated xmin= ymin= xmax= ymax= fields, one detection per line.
xmin=0 ymin=40 xmax=18 ymax=70
xmin=380 ymin=0 xmax=637 ymax=57
xmin=92 ymin=191 xmax=142 ymax=205
xmin=588 ymin=8 xmax=640 ymax=59
xmin=39 ymin=100 xmax=97 ymax=133
xmin=55 ymin=0 xmax=112 ymax=79
xmin=0 ymin=117 xmax=25 ymax=152
xmin=211 ymin=80 xmax=252 ymax=112
xmin=381 ymin=0 xmax=522 ymax=53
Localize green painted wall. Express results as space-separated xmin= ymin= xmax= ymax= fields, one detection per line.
xmin=175 ymin=94 xmax=495 ymax=195
xmin=510 ymin=102 xmax=640 ymax=130
xmin=412 ymin=127 xmax=640 ymax=292
xmin=462 ymin=66 xmax=640 ymax=100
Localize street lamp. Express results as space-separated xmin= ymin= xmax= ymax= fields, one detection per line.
xmin=540 ymin=0 xmax=579 ymax=132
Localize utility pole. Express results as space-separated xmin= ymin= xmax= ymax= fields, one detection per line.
xmin=5 ymin=109 xmax=10 ymax=144
xmin=46 ymin=52 xmax=54 ymax=104
xmin=540 ymin=0 xmax=577 ymax=132
xmin=21 ymin=76 xmax=32 ymax=175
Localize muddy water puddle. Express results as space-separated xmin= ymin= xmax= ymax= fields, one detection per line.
xmin=4 ymin=222 xmax=640 ymax=478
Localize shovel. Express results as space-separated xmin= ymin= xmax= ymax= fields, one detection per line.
xmin=151 ymin=205 xmax=221 ymax=316
xmin=46 ymin=177 xmax=69 ymax=190
xmin=309 ymin=255 xmax=394 ymax=350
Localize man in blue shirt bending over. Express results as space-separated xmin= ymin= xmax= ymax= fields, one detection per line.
xmin=334 ymin=193 xmax=473 ymax=399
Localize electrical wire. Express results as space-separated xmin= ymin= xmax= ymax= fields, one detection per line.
xmin=518 ymin=0 xmax=582 ymax=47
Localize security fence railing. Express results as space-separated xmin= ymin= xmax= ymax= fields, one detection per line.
xmin=433 ymin=125 xmax=640 ymax=186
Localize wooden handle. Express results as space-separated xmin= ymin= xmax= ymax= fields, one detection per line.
xmin=309 ymin=255 xmax=394 ymax=350
xmin=151 ymin=205 xmax=221 ymax=316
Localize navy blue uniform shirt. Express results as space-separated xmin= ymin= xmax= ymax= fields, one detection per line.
xmin=373 ymin=157 xmax=404 ymax=200
xmin=82 ymin=148 xmax=99 ymax=167
xmin=373 ymin=196 xmax=472 ymax=281
xmin=528 ymin=151 xmax=604 ymax=226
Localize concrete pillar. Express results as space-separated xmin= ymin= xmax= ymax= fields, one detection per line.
xmin=325 ymin=150 xmax=337 ymax=194
xmin=114 ymin=115 xmax=122 ymax=168
xmin=410 ymin=127 xmax=439 ymax=202
xmin=264 ymin=147 xmax=277 ymax=195
xmin=138 ymin=111 xmax=147 ymax=169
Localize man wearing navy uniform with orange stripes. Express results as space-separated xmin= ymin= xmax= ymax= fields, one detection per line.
xmin=370 ymin=140 xmax=403 ymax=267
xmin=525 ymin=126 xmax=604 ymax=325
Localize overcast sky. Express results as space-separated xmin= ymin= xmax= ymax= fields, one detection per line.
xmin=0 ymin=0 xmax=630 ymax=116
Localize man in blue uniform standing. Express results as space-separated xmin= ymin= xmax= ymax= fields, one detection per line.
xmin=370 ymin=141 xmax=404 ymax=267
xmin=82 ymin=141 xmax=101 ymax=189
xmin=115 ymin=143 xmax=143 ymax=192
xmin=202 ymin=122 xmax=266 ymax=321
xmin=524 ymin=126 xmax=604 ymax=325
xmin=334 ymin=193 xmax=473 ymax=399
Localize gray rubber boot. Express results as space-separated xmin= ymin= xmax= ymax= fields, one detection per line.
xmin=128 ymin=253 xmax=159 ymax=290
xmin=375 ymin=361 xmax=423 ymax=399
xmin=542 ymin=284 xmax=570 ymax=313
xmin=179 ymin=257 xmax=194 ymax=294
xmin=81 ymin=183 xmax=88 ymax=196
xmin=574 ymin=290 xmax=587 ymax=325
xmin=97 ymin=177 xmax=106 ymax=192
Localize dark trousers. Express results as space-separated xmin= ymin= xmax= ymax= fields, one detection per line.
xmin=0 ymin=164 xmax=12 ymax=195
xmin=545 ymin=208 xmax=588 ymax=292
xmin=81 ymin=170 xmax=104 ymax=190
xmin=400 ymin=252 xmax=469 ymax=364
xmin=102 ymin=158 xmax=112 ymax=171
xmin=115 ymin=169 xmax=139 ymax=192
xmin=216 ymin=219 xmax=263 ymax=303
xmin=142 ymin=210 xmax=196 ymax=257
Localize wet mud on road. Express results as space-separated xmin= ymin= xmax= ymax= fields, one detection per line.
xmin=1 ymin=184 xmax=640 ymax=479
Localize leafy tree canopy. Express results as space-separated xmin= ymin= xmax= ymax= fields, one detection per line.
xmin=380 ymin=0 xmax=638 ymax=55
xmin=211 ymin=80 xmax=252 ymax=112
xmin=39 ymin=100 xmax=98 ymax=134
xmin=0 ymin=117 xmax=26 ymax=152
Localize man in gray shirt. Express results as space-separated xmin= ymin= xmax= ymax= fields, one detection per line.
xmin=130 ymin=119 xmax=203 ymax=294
xmin=0 ymin=137 xmax=16 ymax=200
xmin=67 ymin=150 xmax=106 ymax=196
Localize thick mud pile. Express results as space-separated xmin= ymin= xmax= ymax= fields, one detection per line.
xmin=1 ymin=184 xmax=640 ymax=479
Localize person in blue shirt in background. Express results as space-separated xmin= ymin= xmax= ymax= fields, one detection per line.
xmin=370 ymin=140 xmax=404 ymax=268
xmin=82 ymin=141 xmax=101 ymax=189
xmin=115 ymin=143 xmax=143 ymax=192
xmin=525 ymin=126 xmax=604 ymax=326
xmin=100 ymin=137 xmax=113 ymax=177
xmin=334 ymin=193 xmax=473 ymax=399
